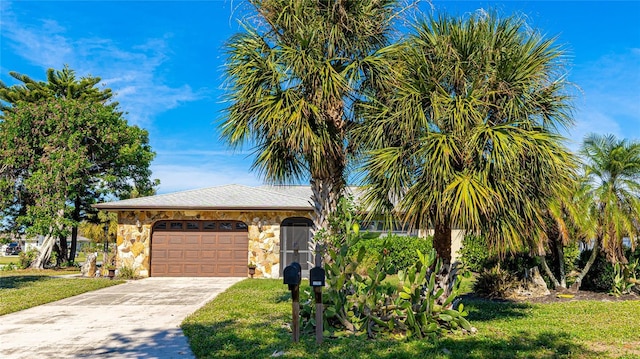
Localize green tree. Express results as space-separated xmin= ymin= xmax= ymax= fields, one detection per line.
xmin=0 ymin=67 xmax=157 ymax=267
xmin=539 ymin=178 xmax=595 ymax=290
xmin=0 ymin=65 xmax=115 ymax=114
xmin=570 ymin=134 xmax=640 ymax=289
xmin=220 ymin=0 xmax=400 ymax=241
xmin=358 ymin=12 xmax=576 ymax=275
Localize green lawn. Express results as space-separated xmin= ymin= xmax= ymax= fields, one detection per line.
xmin=0 ymin=255 xmax=21 ymax=266
xmin=0 ymin=252 xmax=88 ymax=266
xmin=182 ymin=279 xmax=640 ymax=359
xmin=0 ymin=270 xmax=124 ymax=315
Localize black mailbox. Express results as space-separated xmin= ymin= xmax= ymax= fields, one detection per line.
xmin=309 ymin=266 xmax=325 ymax=287
xmin=283 ymin=262 xmax=302 ymax=287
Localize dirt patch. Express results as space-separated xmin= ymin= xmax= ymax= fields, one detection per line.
xmin=462 ymin=290 xmax=640 ymax=304
xmin=461 ymin=290 xmax=640 ymax=304
xmin=521 ymin=290 xmax=639 ymax=304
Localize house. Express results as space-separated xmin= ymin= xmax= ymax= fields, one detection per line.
xmin=95 ymin=184 xmax=463 ymax=278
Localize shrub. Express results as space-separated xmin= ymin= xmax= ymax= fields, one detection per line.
xmin=473 ymin=264 xmax=518 ymax=298
xmin=303 ymin=197 xmax=472 ymax=339
xmin=19 ymin=248 xmax=39 ymax=269
xmin=117 ymin=264 xmax=139 ymax=279
xmin=350 ymin=234 xmax=433 ymax=274
xmin=562 ymin=242 xmax=581 ymax=274
xmin=459 ymin=235 xmax=489 ymax=272
xmin=578 ymin=249 xmax=615 ymax=292
xmin=1 ymin=262 xmax=17 ymax=271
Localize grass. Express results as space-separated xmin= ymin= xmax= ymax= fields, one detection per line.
xmin=182 ymin=279 xmax=640 ymax=359
xmin=0 ymin=255 xmax=21 ymax=266
xmin=0 ymin=269 xmax=124 ymax=315
xmin=0 ymin=252 xmax=88 ymax=266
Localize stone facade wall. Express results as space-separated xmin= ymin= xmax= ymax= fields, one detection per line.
xmin=115 ymin=209 xmax=312 ymax=278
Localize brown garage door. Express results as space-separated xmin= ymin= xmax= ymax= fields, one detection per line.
xmin=151 ymin=220 xmax=248 ymax=277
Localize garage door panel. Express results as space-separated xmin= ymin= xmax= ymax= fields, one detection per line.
xmin=153 ymin=250 xmax=168 ymax=259
xmin=151 ymin=264 xmax=168 ymax=275
xmin=154 ymin=235 xmax=168 ymax=246
xmin=232 ymin=265 xmax=247 ymax=276
xmin=167 ymin=264 xmax=184 ymax=274
xmin=202 ymin=237 xmax=216 ymax=245
xmin=200 ymin=264 xmax=216 ymax=274
xmin=184 ymin=250 xmax=200 ymax=259
xmin=216 ymin=265 xmax=233 ymax=274
xmin=184 ymin=264 xmax=199 ymax=274
xmin=184 ymin=235 xmax=200 ymax=245
xmin=151 ymin=221 xmax=248 ymax=277
xmin=233 ymin=250 xmax=247 ymax=260
xmin=201 ymin=250 xmax=216 ymax=259
xmin=218 ymin=235 xmax=234 ymax=244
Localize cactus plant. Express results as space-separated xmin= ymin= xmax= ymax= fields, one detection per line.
xmin=301 ymin=197 xmax=474 ymax=339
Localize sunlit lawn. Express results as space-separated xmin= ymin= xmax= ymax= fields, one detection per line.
xmin=182 ymin=279 xmax=640 ymax=359
xmin=0 ymin=269 xmax=123 ymax=315
xmin=0 ymin=252 xmax=88 ymax=266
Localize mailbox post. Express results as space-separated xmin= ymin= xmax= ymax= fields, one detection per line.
xmin=283 ymin=262 xmax=302 ymax=342
xmin=309 ymin=266 xmax=325 ymax=344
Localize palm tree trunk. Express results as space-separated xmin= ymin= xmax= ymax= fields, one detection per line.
xmin=571 ymin=237 xmax=601 ymax=291
xmin=433 ymin=220 xmax=452 ymax=268
xmin=555 ymin=240 xmax=567 ymax=288
xmin=310 ymin=177 xmax=343 ymax=266
xmin=539 ymin=255 xmax=562 ymax=289
xmin=433 ymin=219 xmax=456 ymax=304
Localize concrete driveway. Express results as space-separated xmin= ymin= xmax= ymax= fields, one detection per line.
xmin=0 ymin=277 xmax=244 ymax=359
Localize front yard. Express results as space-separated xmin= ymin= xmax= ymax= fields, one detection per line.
xmin=0 ymin=270 xmax=123 ymax=315
xmin=182 ymin=279 xmax=640 ymax=359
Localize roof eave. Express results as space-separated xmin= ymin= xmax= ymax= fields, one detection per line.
xmin=93 ymin=205 xmax=312 ymax=212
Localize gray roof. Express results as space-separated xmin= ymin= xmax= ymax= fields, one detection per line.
xmin=95 ymin=184 xmax=314 ymax=211
xmin=95 ymin=184 xmax=366 ymax=211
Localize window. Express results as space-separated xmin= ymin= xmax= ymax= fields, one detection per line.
xmin=153 ymin=222 xmax=167 ymax=230
xmin=186 ymin=222 xmax=200 ymax=230
xmin=152 ymin=220 xmax=248 ymax=232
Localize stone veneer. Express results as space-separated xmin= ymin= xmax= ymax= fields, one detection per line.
xmin=115 ymin=210 xmax=311 ymax=278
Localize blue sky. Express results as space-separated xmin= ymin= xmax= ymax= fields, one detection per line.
xmin=1 ymin=1 xmax=638 ymax=194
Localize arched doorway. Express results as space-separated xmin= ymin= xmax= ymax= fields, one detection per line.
xmin=280 ymin=217 xmax=313 ymax=278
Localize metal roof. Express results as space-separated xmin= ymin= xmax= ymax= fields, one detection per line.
xmin=94 ymin=184 xmax=315 ymax=211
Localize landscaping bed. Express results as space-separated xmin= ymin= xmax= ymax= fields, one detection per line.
xmin=182 ymin=279 xmax=640 ymax=358
xmin=519 ymin=290 xmax=639 ymax=304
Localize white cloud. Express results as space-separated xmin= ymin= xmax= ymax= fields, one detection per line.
xmin=567 ymin=49 xmax=640 ymax=147
xmin=0 ymin=4 xmax=202 ymax=126
xmin=564 ymin=108 xmax=623 ymax=152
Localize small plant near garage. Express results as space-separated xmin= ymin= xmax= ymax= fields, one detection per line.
xmin=117 ymin=264 xmax=140 ymax=280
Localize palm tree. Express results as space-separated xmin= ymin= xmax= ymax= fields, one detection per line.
xmin=571 ymin=134 xmax=640 ymax=289
xmin=220 ymin=0 xmax=400 ymax=236
xmin=357 ymin=11 xmax=576 ymax=273
xmin=540 ymin=177 xmax=596 ymax=290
